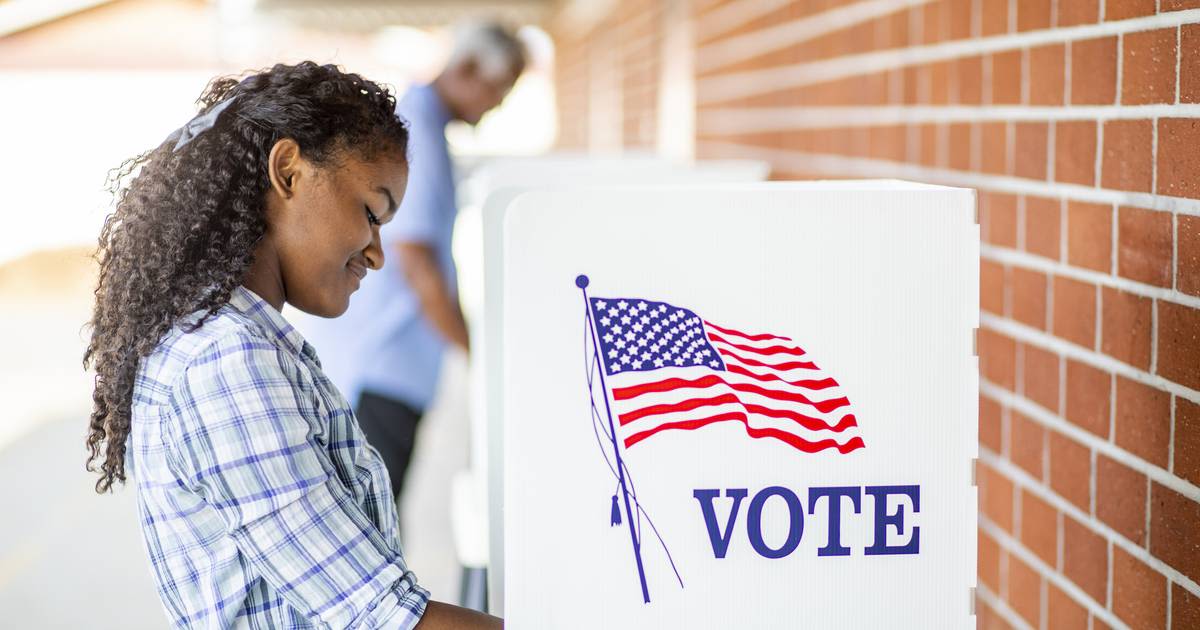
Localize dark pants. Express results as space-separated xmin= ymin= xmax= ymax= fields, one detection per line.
xmin=354 ymin=390 xmax=424 ymax=504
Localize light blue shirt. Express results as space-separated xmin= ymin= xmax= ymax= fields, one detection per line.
xmin=301 ymin=84 xmax=457 ymax=411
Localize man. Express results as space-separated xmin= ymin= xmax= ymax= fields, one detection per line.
xmin=304 ymin=22 xmax=526 ymax=516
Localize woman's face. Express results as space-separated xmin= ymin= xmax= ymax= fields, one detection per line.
xmin=266 ymin=141 xmax=408 ymax=318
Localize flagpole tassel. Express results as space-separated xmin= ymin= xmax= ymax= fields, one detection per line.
xmin=610 ymin=493 xmax=622 ymax=526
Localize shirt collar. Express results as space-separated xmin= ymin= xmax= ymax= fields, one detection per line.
xmin=228 ymin=286 xmax=318 ymax=362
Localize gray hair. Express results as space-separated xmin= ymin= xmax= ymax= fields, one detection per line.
xmin=447 ymin=21 xmax=527 ymax=82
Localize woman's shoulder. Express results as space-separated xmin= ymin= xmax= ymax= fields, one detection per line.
xmin=137 ymin=303 xmax=287 ymax=403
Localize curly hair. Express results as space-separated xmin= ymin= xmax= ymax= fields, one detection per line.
xmin=84 ymin=62 xmax=410 ymax=493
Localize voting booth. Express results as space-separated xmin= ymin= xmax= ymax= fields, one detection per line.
xmin=490 ymin=182 xmax=978 ymax=628
xmin=449 ymin=157 xmax=770 ymax=600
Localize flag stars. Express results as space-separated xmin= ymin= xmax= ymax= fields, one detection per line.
xmin=620 ymin=355 xmax=631 ymax=365
xmin=621 ymin=315 xmax=632 ymax=325
xmin=594 ymin=300 xmax=607 ymax=311
xmin=600 ymin=316 xmax=611 ymax=326
xmin=617 ymin=300 xmax=628 ymax=310
xmin=603 ymin=333 xmax=614 ymax=343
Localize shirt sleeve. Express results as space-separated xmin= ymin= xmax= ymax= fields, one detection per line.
xmin=384 ymin=113 xmax=448 ymax=248
xmin=165 ymin=331 xmax=429 ymax=629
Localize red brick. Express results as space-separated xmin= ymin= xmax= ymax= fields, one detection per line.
xmin=1102 ymin=119 xmax=1153 ymax=193
xmin=947 ymin=0 xmax=972 ymax=41
xmin=1006 ymin=552 xmax=1042 ymax=626
xmin=1106 ymin=0 xmax=1156 ymax=19
xmin=1114 ymin=377 xmax=1171 ymax=468
xmin=1101 ymin=287 xmax=1153 ymax=369
xmin=1172 ymin=583 xmax=1200 ymax=630
xmin=918 ymin=123 xmax=938 ymax=165
xmin=1183 ymin=24 xmax=1200 ymax=103
xmin=1157 ymin=300 xmax=1200 ymax=390
xmin=981 ymin=394 xmax=1003 ymax=453
xmin=1123 ymin=28 xmax=1178 ymax=105
xmin=1048 ymin=582 xmax=1089 ymax=629
xmin=1017 ymin=0 xmax=1051 ymax=31
xmin=1023 ymin=343 xmax=1060 ymax=412
xmin=1030 ymin=43 xmax=1065 ymax=105
xmin=1020 ymin=488 xmax=1057 ymax=565
xmin=903 ymin=65 xmax=920 ymax=104
xmin=990 ymin=50 xmax=1023 ymax=104
xmin=1051 ymin=432 xmax=1092 ymax=511
xmin=1181 ymin=216 xmax=1200 ymax=296
xmin=1151 ymin=481 xmax=1200 ymax=583
xmin=979 ymin=527 xmax=1001 ymax=591
xmin=1063 ymin=515 xmax=1108 ymax=604
xmin=1059 ymin=1 xmax=1098 ymax=26
xmin=1067 ymin=201 xmax=1113 ymax=272
xmin=932 ymin=62 xmax=953 ymax=105
xmin=1176 ymin=397 xmax=1200 ymax=486
xmin=1066 ymin=359 xmax=1111 ymax=438
xmin=1158 ymin=119 xmax=1200 ymax=199
xmin=1071 ymin=37 xmax=1118 ymax=104
xmin=1094 ymin=618 xmax=1113 ymax=630
xmin=983 ymin=191 xmax=1017 ymax=246
xmin=1024 ymin=196 xmax=1061 ymax=260
xmin=922 ymin=1 xmax=947 ymax=45
xmin=1053 ymin=276 xmax=1097 ymax=348
xmin=981 ymin=259 xmax=1005 ymax=315
xmin=1012 ymin=268 xmax=1048 ymax=329
xmin=981 ymin=122 xmax=1008 ymax=174
xmin=1014 ymin=122 xmax=1048 ymax=180
xmin=948 ymin=122 xmax=972 ymax=170
xmin=955 ymin=56 xmax=983 ymax=105
xmin=1010 ymin=410 xmax=1046 ymax=478
xmin=1055 ymin=120 xmax=1096 ymax=185
xmin=1118 ymin=206 xmax=1173 ymax=287
xmin=977 ymin=599 xmax=1014 ymax=630
xmin=1096 ymin=454 xmax=1148 ymax=545
xmin=1112 ymin=546 xmax=1168 ymax=630
xmin=1163 ymin=0 xmax=1200 ymax=12
xmin=981 ymin=328 xmax=1017 ymax=391
xmin=981 ymin=462 xmax=1015 ymax=532
xmin=981 ymin=0 xmax=1009 ymax=36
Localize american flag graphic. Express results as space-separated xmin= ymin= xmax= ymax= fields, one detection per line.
xmin=588 ymin=295 xmax=866 ymax=454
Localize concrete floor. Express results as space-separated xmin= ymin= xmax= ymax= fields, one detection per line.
xmin=0 ymin=357 xmax=469 ymax=627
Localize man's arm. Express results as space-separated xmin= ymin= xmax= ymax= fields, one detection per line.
xmin=396 ymin=241 xmax=469 ymax=353
xmin=415 ymin=601 xmax=502 ymax=629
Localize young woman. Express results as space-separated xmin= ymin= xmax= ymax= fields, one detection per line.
xmin=84 ymin=62 xmax=500 ymax=629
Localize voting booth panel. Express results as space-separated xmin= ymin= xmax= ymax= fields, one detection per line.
xmin=500 ymin=184 xmax=978 ymax=628
xmin=453 ymin=159 xmax=770 ymax=593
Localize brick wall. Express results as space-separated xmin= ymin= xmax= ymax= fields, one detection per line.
xmin=550 ymin=1 xmax=1200 ymax=628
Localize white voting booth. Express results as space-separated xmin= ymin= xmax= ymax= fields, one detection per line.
xmin=488 ymin=182 xmax=978 ymax=628
xmin=448 ymin=157 xmax=770 ymax=603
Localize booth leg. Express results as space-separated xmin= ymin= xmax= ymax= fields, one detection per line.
xmin=458 ymin=566 xmax=488 ymax=612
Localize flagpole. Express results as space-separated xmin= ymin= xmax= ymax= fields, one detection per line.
xmin=577 ymin=274 xmax=651 ymax=604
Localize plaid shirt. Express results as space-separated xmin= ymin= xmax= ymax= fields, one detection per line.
xmin=128 ymin=286 xmax=429 ymax=628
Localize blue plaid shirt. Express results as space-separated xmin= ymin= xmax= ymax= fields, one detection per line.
xmin=128 ymin=286 xmax=429 ymax=628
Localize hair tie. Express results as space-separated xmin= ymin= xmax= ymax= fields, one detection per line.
xmin=164 ymin=95 xmax=240 ymax=152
